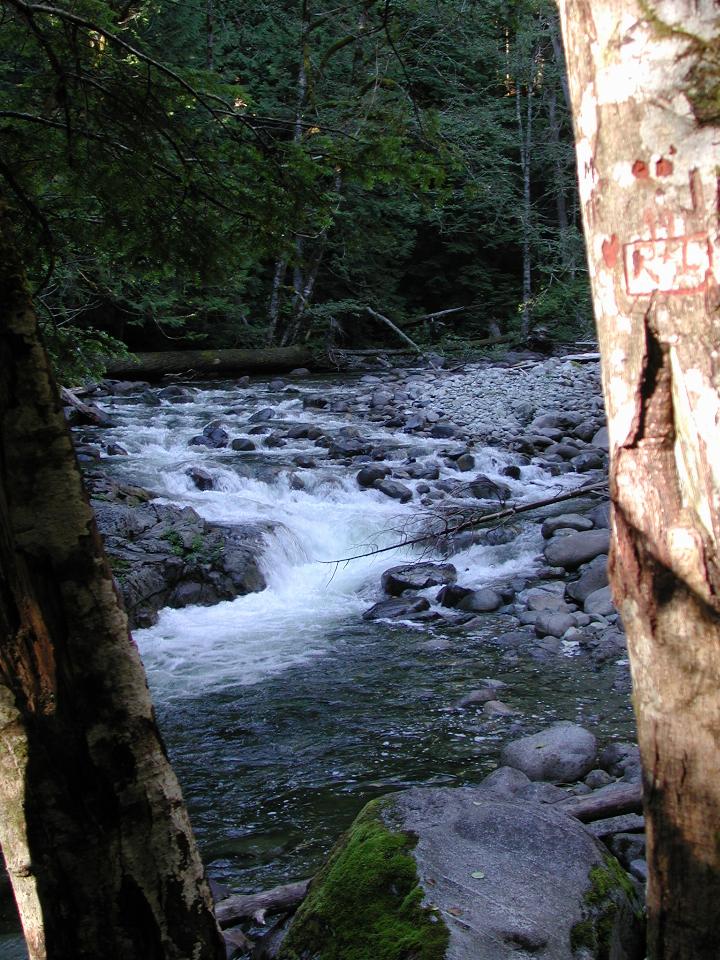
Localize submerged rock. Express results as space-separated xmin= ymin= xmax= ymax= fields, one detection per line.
xmin=362 ymin=597 xmax=431 ymax=621
xmin=279 ymin=788 xmax=644 ymax=960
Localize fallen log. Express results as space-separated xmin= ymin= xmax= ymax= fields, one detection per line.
xmin=555 ymin=782 xmax=643 ymax=823
xmin=103 ymin=346 xmax=316 ymax=381
xmin=215 ymin=879 xmax=311 ymax=929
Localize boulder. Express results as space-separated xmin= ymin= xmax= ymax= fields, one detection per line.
xmin=230 ymin=438 xmax=256 ymax=451
xmin=566 ymin=557 xmax=609 ymax=603
xmin=278 ymin=789 xmax=644 ymax=960
xmin=501 ymin=723 xmax=598 ymax=782
xmin=95 ymin=500 xmax=268 ymax=629
xmin=249 ymin=406 xmax=276 ymax=422
xmin=541 ymin=513 xmax=594 ymax=539
xmin=544 ymin=530 xmax=611 ymax=570
xmin=357 ymin=466 xmax=390 ymax=488
xmin=467 ymin=475 xmax=512 ymax=501
xmin=186 ymin=466 xmax=214 ymax=491
xmin=535 ymin=611 xmax=575 ymax=639
xmin=361 ymin=597 xmax=431 ymax=621
xmin=585 ymin=586 xmax=616 ymax=617
xmin=457 ymin=587 xmax=503 ymax=613
xmin=592 ymin=426 xmax=610 ymax=450
xmin=381 ymin=562 xmax=457 ymax=596
xmin=374 ymin=478 xmax=413 ymax=503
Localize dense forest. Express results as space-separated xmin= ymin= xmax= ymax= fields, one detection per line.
xmin=2 ymin=0 xmax=588 ymax=380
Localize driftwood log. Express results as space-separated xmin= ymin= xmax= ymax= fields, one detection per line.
xmin=555 ymin=783 xmax=643 ymax=823
xmin=104 ymin=346 xmax=316 ymax=380
xmin=215 ymin=879 xmax=311 ymax=929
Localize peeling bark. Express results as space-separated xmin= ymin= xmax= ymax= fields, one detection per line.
xmin=559 ymin=3 xmax=720 ymax=956
xmin=0 ymin=207 xmax=225 ymax=958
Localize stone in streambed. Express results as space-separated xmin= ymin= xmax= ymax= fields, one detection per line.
xmin=249 ymin=406 xmax=276 ymax=422
xmin=585 ymin=586 xmax=615 ymax=617
xmin=544 ymin=529 xmax=610 ymax=570
xmin=566 ymin=556 xmax=609 ymax=603
xmin=541 ymin=513 xmax=594 ymax=538
xmin=231 ymin=437 xmax=256 ymax=451
xmin=467 ymin=475 xmax=512 ymax=500
xmin=382 ymin=562 xmax=457 ymax=596
xmin=436 ymin=584 xmax=473 ymax=608
xmin=356 ymin=466 xmax=390 ymax=488
xmin=457 ymin=587 xmax=503 ymax=613
xmin=186 ymin=467 xmax=214 ymax=491
xmin=374 ymin=478 xmax=413 ymax=503
xmin=362 ymin=596 xmax=431 ymax=621
xmin=534 ymin=611 xmax=575 ymax=639
xmin=501 ymin=722 xmax=598 ymax=782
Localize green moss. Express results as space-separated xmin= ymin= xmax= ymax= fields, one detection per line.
xmin=108 ymin=554 xmax=131 ymax=575
xmin=570 ymin=856 xmax=644 ymax=958
xmin=278 ymin=798 xmax=449 ymax=960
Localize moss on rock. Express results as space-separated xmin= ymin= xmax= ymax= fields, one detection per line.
xmin=570 ymin=855 xmax=645 ymax=958
xmin=277 ymin=798 xmax=449 ymax=960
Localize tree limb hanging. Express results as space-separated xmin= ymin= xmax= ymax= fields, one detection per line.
xmin=319 ymin=481 xmax=608 ymax=564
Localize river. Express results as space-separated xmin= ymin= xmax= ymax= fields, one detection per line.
xmin=0 ymin=366 xmax=635 ymax=956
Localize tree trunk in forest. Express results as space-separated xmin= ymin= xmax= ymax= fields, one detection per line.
xmin=516 ymin=65 xmax=534 ymax=339
xmin=104 ymin=346 xmax=316 ymax=379
xmin=0 ymin=209 xmax=225 ymax=959
xmin=558 ymin=3 xmax=720 ymax=956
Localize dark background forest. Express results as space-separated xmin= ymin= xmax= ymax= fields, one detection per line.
xmin=1 ymin=0 xmax=589 ymax=381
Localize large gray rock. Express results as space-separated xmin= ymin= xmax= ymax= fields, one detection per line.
xmin=544 ymin=530 xmax=611 ymax=570
xmin=374 ymin=478 xmax=413 ymax=503
xmin=457 ymin=587 xmax=503 ymax=613
xmin=585 ymin=586 xmax=616 ymax=617
xmin=279 ymin=788 xmax=644 ymax=960
xmin=541 ymin=513 xmax=594 ymax=539
xmin=501 ymin=723 xmax=598 ymax=782
xmin=566 ymin=557 xmax=609 ymax=603
xmin=95 ymin=499 xmax=267 ymax=628
xmin=381 ymin=562 xmax=457 ymax=596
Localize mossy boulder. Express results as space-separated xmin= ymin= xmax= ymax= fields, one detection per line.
xmin=280 ymin=788 xmax=644 ymax=960
xmin=277 ymin=798 xmax=448 ymax=960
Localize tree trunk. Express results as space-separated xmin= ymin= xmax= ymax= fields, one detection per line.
xmin=516 ymin=69 xmax=533 ymax=339
xmin=558 ymin=3 xmax=720 ymax=956
xmin=0 ymin=208 xmax=225 ymax=959
xmin=104 ymin=346 xmax=315 ymax=379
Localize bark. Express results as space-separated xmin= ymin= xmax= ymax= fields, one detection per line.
xmin=104 ymin=346 xmax=315 ymax=379
xmin=558 ymin=3 xmax=720 ymax=956
xmin=0 ymin=208 xmax=225 ymax=958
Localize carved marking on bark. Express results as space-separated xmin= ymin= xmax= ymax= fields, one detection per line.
xmin=623 ymin=233 xmax=712 ymax=296
xmin=602 ymin=234 xmax=620 ymax=267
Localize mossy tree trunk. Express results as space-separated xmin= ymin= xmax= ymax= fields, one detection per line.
xmin=558 ymin=2 xmax=720 ymax=957
xmin=0 ymin=205 xmax=225 ymax=959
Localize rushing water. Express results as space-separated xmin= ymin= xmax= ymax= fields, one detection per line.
xmin=0 ymin=371 xmax=634 ymax=955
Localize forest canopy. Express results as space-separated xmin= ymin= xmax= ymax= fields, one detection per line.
xmin=0 ymin=0 xmax=590 ymax=378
